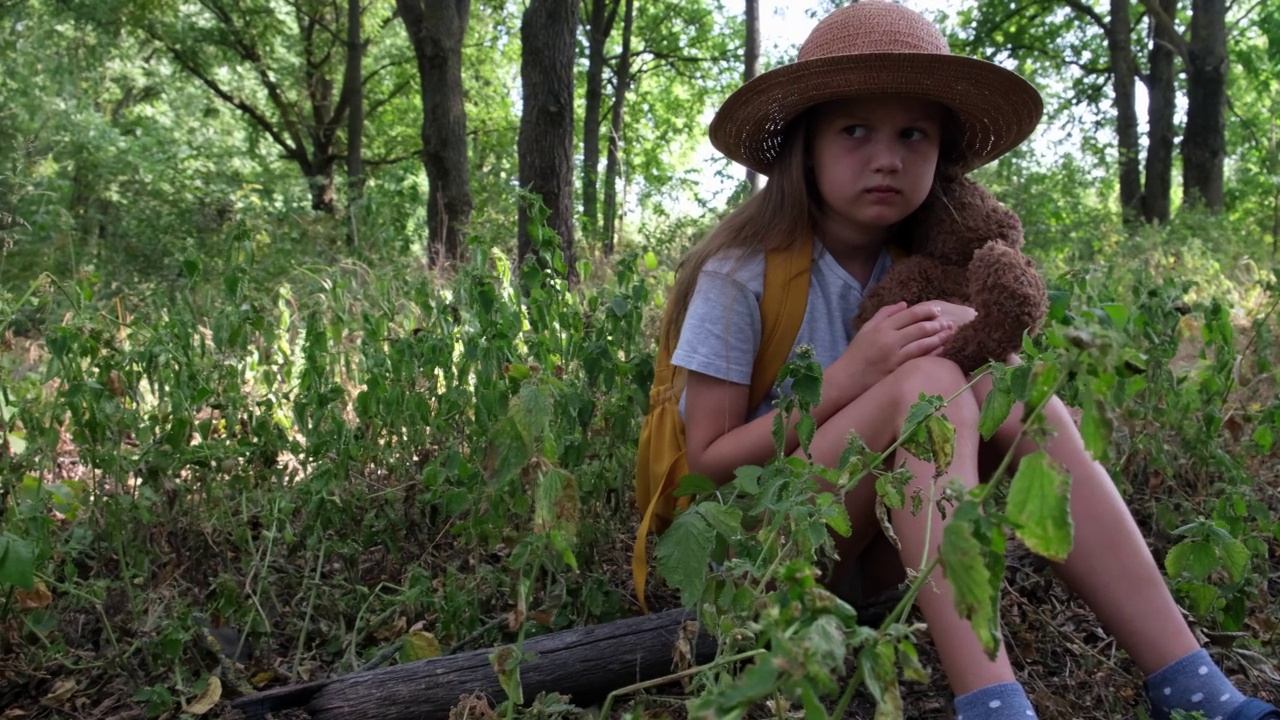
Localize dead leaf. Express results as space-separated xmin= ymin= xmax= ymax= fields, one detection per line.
xmin=375 ymin=615 xmax=407 ymax=642
xmin=16 ymin=582 xmax=52 ymax=610
xmin=40 ymin=678 xmax=76 ymax=708
xmin=183 ymin=677 xmax=221 ymax=715
xmin=448 ymin=691 xmax=496 ymax=720
xmin=2 ymin=708 xmax=30 ymax=718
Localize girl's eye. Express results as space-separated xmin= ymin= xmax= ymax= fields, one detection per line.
xmin=840 ymin=124 xmax=868 ymax=138
xmin=902 ymin=127 xmax=929 ymax=140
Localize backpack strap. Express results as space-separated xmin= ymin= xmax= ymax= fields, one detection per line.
xmin=751 ymin=237 xmax=813 ymax=408
xmin=632 ymin=237 xmax=812 ymax=613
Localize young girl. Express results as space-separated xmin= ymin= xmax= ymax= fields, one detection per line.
xmin=665 ymin=2 xmax=1278 ymax=719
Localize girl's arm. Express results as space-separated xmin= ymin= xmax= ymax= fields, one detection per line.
xmin=685 ymin=302 xmax=954 ymax=486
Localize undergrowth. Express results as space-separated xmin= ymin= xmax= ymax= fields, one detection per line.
xmin=1 ymin=212 xmax=1278 ymax=718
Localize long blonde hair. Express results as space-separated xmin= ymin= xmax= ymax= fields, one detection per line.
xmin=661 ymin=113 xmax=820 ymax=352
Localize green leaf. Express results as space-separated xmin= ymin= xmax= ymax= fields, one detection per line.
xmin=698 ymin=504 xmax=743 ymax=540
xmin=897 ymin=641 xmax=930 ymax=684
xmin=799 ymin=681 xmax=829 ymax=720
xmin=1078 ymin=396 xmax=1113 ymax=463
xmin=796 ymin=413 xmax=816 ymax=456
xmin=719 ymin=657 xmax=778 ymax=707
xmin=978 ymin=381 xmax=1013 ymax=440
xmin=1006 ymin=451 xmax=1074 ymax=562
xmin=876 ymin=473 xmax=905 ymax=510
xmin=731 ymin=466 xmax=762 ymax=495
xmin=1165 ymin=539 xmax=1217 ymax=582
xmin=643 ymin=251 xmax=658 ymax=271
xmin=655 ymin=510 xmax=715 ymax=605
xmin=1254 ymin=424 xmax=1275 ymax=453
xmin=858 ymin=641 xmax=902 ymax=720
xmin=924 ymin=415 xmax=956 ymax=473
xmin=940 ymin=504 xmax=1000 ymax=656
xmin=0 ymin=534 xmax=37 ymax=590
xmin=790 ymin=369 xmax=822 ymax=407
xmin=1218 ymin=539 xmax=1250 ymax=584
xmin=1025 ymin=362 xmax=1060 ymax=416
xmin=1100 ymin=302 xmax=1130 ymax=327
xmin=1177 ymin=581 xmax=1220 ymax=617
xmin=820 ymin=495 xmax=852 ymax=537
xmin=674 ymin=473 xmax=716 ymax=497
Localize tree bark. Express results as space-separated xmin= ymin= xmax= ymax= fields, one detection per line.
xmin=398 ymin=0 xmax=474 ymax=265
xmin=518 ymin=0 xmax=578 ymax=281
xmin=1142 ymin=0 xmax=1178 ymax=224
xmin=581 ymin=0 xmax=618 ymax=244
xmin=601 ymin=0 xmax=633 ymax=256
xmin=344 ymin=0 xmax=364 ymax=246
xmin=1182 ymin=0 xmax=1227 ymax=211
xmin=745 ymin=0 xmax=760 ymax=194
xmin=1107 ymin=0 xmax=1141 ymax=222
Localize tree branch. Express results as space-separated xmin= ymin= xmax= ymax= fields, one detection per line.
xmin=1136 ymin=0 xmax=1189 ymax=60
xmin=145 ymin=28 xmax=302 ymax=163
xmin=1060 ymin=0 xmax=1108 ymax=33
xmin=366 ymin=79 xmax=413 ymax=116
xmin=363 ymin=151 xmax=422 ymax=167
xmin=197 ymin=0 xmax=312 ymax=159
xmin=362 ymin=57 xmax=413 ymax=85
xmin=1229 ymin=0 xmax=1268 ymax=33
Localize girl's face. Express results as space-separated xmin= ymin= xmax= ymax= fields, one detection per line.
xmin=809 ymin=96 xmax=943 ymax=245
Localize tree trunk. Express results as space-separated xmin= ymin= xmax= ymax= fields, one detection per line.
xmin=517 ymin=0 xmax=578 ymax=282
xmin=345 ymin=0 xmax=364 ymax=246
xmin=307 ymin=160 xmax=337 ymax=213
xmin=1182 ymin=0 xmax=1227 ymax=211
xmin=745 ymin=0 xmax=760 ymax=194
xmin=581 ymin=0 xmax=618 ymax=244
xmin=1107 ymin=0 xmax=1141 ymax=222
xmin=398 ymin=0 xmax=474 ymax=265
xmin=601 ymin=0 xmax=633 ymax=256
xmin=1142 ymin=0 xmax=1177 ymax=225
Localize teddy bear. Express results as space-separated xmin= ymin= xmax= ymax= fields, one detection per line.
xmin=854 ymin=176 xmax=1049 ymax=374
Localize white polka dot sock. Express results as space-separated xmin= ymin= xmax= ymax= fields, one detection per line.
xmin=1145 ymin=648 xmax=1246 ymax=720
xmin=954 ymin=681 xmax=1038 ymax=720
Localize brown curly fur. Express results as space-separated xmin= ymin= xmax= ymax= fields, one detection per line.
xmin=854 ymin=177 xmax=1049 ymax=374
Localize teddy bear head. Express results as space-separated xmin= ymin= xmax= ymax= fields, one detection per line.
xmin=907 ymin=177 xmax=1024 ymax=266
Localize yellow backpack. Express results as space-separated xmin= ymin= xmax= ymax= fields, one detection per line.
xmin=632 ymin=238 xmax=813 ymax=612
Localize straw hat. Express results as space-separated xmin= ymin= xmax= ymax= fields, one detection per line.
xmin=709 ymin=0 xmax=1043 ymax=176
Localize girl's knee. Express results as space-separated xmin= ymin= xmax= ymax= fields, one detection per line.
xmin=887 ymin=356 xmax=978 ymax=421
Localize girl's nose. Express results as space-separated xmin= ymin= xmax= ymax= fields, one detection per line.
xmin=871 ymin=141 xmax=904 ymax=173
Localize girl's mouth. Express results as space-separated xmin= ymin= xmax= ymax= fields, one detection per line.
xmin=865 ymin=186 xmax=902 ymax=199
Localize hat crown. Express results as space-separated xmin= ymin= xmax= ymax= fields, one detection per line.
xmin=798 ymin=1 xmax=950 ymax=62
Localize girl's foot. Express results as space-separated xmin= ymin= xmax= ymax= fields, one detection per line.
xmin=954 ymin=681 xmax=1037 ymax=719
xmin=1145 ymin=648 xmax=1270 ymax=720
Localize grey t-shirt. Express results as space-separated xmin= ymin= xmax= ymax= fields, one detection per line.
xmin=672 ymin=242 xmax=892 ymax=421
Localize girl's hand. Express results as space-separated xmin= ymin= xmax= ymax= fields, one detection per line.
xmin=928 ymin=300 xmax=977 ymax=329
xmin=843 ymin=301 xmax=954 ymax=386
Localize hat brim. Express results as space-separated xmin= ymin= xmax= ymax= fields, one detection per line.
xmin=709 ymin=53 xmax=1043 ymax=176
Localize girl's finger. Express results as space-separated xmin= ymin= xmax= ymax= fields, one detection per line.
xmin=895 ymin=318 xmax=952 ymax=347
xmin=867 ymin=301 xmax=909 ymax=324
xmin=886 ymin=302 xmax=942 ymax=331
xmin=900 ymin=329 xmax=953 ymax=360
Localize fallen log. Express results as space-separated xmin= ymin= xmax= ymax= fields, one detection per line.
xmin=228 ymin=608 xmax=715 ymax=720
xmin=228 ymin=590 xmax=902 ymax=720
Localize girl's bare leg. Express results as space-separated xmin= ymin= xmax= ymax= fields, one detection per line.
xmin=972 ymin=375 xmax=1198 ymax=675
xmin=805 ymin=356 xmax=1015 ymax=695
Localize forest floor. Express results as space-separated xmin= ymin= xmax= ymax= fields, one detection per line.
xmin=3 ymin=320 xmax=1279 ymax=720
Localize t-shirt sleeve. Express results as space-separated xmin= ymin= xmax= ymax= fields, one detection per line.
xmin=670 ymin=269 xmax=760 ymax=385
